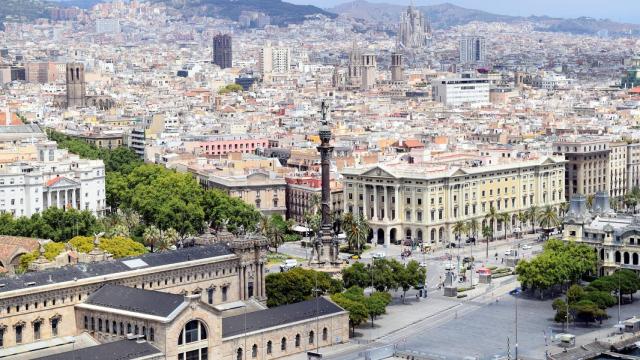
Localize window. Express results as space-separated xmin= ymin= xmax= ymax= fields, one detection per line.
xmin=51 ymin=318 xmax=59 ymax=336
xmin=34 ymin=321 xmax=41 ymax=340
xmin=207 ymin=288 xmax=214 ymax=304
xmin=120 ymin=322 xmax=124 ymax=336
xmin=112 ymin=321 xmax=117 ymax=335
xmin=309 ymin=331 xmax=315 ymax=344
xmin=98 ymin=318 xmax=103 ymax=332
xmin=236 ymin=348 xmax=243 ymax=360
xmin=84 ymin=316 xmax=88 ymax=329
xmin=222 ymin=286 xmax=228 ymax=301
xmin=295 ymin=334 xmax=301 ymax=347
xmin=127 ymin=323 xmax=131 ymax=334
xmin=323 ymin=327 xmax=328 ymax=341
xmin=252 ymin=344 xmax=258 ymax=358
xmin=281 ymin=337 xmax=287 ymax=351
xmin=267 ymin=340 xmax=272 ymax=354
xmin=0 ymin=327 xmax=4 ymax=347
xmin=150 ymin=328 xmax=154 ymax=342
xmin=178 ymin=320 xmax=207 ymax=345
xmin=15 ymin=324 xmax=23 ymax=344
xmin=91 ymin=317 xmax=95 ymax=331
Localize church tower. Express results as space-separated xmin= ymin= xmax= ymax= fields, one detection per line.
xmin=66 ymin=63 xmax=86 ymax=108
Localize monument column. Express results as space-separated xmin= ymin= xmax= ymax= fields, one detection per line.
xmin=373 ymin=186 xmax=379 ymax=221
xmin=384 ymin=186 xmax=390 ymax=221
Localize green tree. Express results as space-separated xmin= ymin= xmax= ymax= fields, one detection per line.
xmin=218 ymin=83 xmax=243 ymax=94
xmin=18 ymin=242 xmax=66 ymax=273
xmin=265 ymin=267 xmax=343 ymax=307
xmin=67 ymin=235 xmax=146 ymax=258
xmin=342 ymin=262 xmax=371 ymax=289
xmin=392 ymin=260 xmax=426 ymax=303
xmin=452 ymin=221 xmax=467 ymax=243
xmin=567 ymin=284 xmax=584 ymax=304
xmin=481 ymin=225 xmax=493 ymax=259
xmin=343 ymin=213 xmax=369 ymax=254
xmin=539 ymin=205 xmax=560 ymax=234
xmin=364 ymin=292 xmax=389 ymax=327
xmin=526 ymin=205 xmax=540 ymax=234
xmin=331 ymin=292 xmax=368 ymax=336
xmin=499 ymin=212 xmax=510 ymax=240
xmin=571 ymin=300 xmax=608 ymax=326
xmin=466 ymin=218 xmax=479 ymax=239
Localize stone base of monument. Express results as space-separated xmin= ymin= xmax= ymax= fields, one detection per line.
xmin=479 ymin=274 xmax=492 ymax=284
xmin=443 ymin=286 xmax=458 ymax=297
xmin=504 ymin=257 xmax=519 ymax=268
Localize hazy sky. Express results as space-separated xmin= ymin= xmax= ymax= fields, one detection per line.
xmin=288 ymin=0 xmax=640 ymax=24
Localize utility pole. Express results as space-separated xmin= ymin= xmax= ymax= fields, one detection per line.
xmin=515 ymin=290 xmax=519 ymax=360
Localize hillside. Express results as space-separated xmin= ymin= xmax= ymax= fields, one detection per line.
xmin=329 ymin=0 xmax=640 ymax=36
xmin=0 ymin=0 xmax=53 ymax=29
xmin=151 ymin=0 xmax=336 ymax=26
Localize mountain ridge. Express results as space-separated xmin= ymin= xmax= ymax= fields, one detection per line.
xmin=328 ymin=0 xmax=640 ymax=36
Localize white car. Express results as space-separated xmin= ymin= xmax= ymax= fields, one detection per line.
xmin=444 ymin=263 xmax=455 ymax=271
xmin=504 ymin=249 xmax=513 ymax=256
xmin=419 ymin=261 xmax=428 ymax=268
xmin=280 ymin=259 xmax=299 ymax=272
xmin=522 ymin=244 xmax=532 ymax=250
xmin=372 ymin=252 xmax=386 ymax=259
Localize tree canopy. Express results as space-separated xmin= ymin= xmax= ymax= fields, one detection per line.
xmin=516 ymin=239 xmax=596 ymax=296
xmin=265 ymin=267 xmax=343 ymax=307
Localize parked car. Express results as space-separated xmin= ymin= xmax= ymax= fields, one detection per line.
xmin=522 ymin=244 xmax=532 ymax=250
xmin=419 ymin=261 xmax=428 ymax=268
xmin=372 ymin=252 xmax=386 ymax=259
xmin=279 ymin=259 xmax=299 ymax=272
xmin=444 ymin=263 xmax=455 ymax=271
xmin=350 ymin=254 xmax=360 ymax=260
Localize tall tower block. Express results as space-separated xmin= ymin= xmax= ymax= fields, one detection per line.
xmin=66 ymin=63 xmax=86 ymax=108
xmin=391 ymin=52 xmax=403 ymax=82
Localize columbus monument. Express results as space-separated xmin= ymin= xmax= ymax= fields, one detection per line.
xmin=309 ymin=100 xmax=340 ymax=267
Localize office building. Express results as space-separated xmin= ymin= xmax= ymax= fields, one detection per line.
xmin=432 ymin=73 xmax=490 ymax=106
xmin=95 ymin=18 xmax=121 ymax=34
xmin=212 ymin=34 xmax=232 ymax=69
xmin=342 ymin=156 xmax=566 ymax=247
xmin=459 ymin=36 xmax=486 ymax=64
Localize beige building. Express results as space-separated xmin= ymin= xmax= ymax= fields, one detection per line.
xmin=553 ymin=138 xmax=611 ymax=200
xmin=628 ymin=143 xmax=640 ymax=190
xmin=0 ymin=236 xmax=348 ymax=359
xmin=610 ymin=140 xmax=628 ymax=199
xmin=342 ymin=156 xmax=566 ymax=246
xmin=198 ymin=170 xmax=287 ymax=216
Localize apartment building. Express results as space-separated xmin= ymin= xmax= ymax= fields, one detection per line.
xmin=341 ymin=156 xmax=566 ymax=247
xmin=552 ymin=138 xmax=611 ymax=200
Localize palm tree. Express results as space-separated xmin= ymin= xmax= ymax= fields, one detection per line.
xmin=538 ymin=205 xmax=560 ymax=237
xmin=157 ymin=228 xmax=179 ymax=251
xmin=481 ymin=225 xmax=493 ymax=259
xmin=267 ymin=219 xmax=286 ymax=253
xmin=624 ymin=192 xmax=639 ymax=213
xmin=309 ymin=194 xmax=322 ymax=215
xmin=107 ymin=224 xmax=129 ymax=238
xmin=484 ymin=206 xmax=499 ymax=242
xmin=453 ymin=221 xmax=468 ymax=245
xmin=526 ymin=206 xmax=539 ymax=234
xmin=143 ymin=225 xmax=162 ymax=253
xmin=499 ymin=212 xmax=510 ymax=240
xmin=559 ymin=202 xmax=569 ymax=217
xmin=586 ymin=194 xmax=595 ymax=209
xmin=344 ymin=214 xmax=369 ymax=255
xmin=516 ymin=211 xmax=527 ymax=232
xmin=466 ymin=218 xmax=479 ymax=241
xmin=259 ymin=215 xmax=270 ymax=236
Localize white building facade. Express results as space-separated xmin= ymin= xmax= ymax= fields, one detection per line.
xmin=432 ymin=74 xmax=490 ymax=106
xmin=0 ymin=142 xmax=106 ymax=217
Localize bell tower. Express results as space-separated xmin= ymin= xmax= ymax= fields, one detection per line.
xmin=66 ymin=63 xmax=86 ymax=108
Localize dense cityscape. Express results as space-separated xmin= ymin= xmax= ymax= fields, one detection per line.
xmin=1 ymin=0 xmax=640 ymax=359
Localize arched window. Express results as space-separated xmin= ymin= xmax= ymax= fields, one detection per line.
xmin=615 ymin=251 xmax=621 ymax=263
xmin=281 ymin=337 xmax=287 ymax=351
xmin=252 ymin=344 xmax=258 ymax=358
xmin=309 ymin=331 xmax=314 ymax=344
xmin=112 ymin=321 xmax=117 ymax=335
xmin=91 ymin=317 xmax=95 ymax=331
xmin=236 ymin=348 xmax=242 ymax=360
xmin=624 ymin=252 xmax=630 ymax=264
xmin=149 ymin=327 xmax=154 ymax=341
xmin=142 ymin=326 xmax=146 ymax=339
xmin=295 ymin=334 xmax=301 ymax=347
xmin=323 ymin=327 xmax=328 ymax=341
xmin=127 ymin=323 xmax=131 ymax=334
xmin=134 ymin=325 xmax=139 ymax=335
xmin=178 ymin=320 xmax=208 ymax=345
xmin=119 ymin=322 xmax=124 ymax=336
xmin=267 ymin=340 xmax=272 ymax=354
